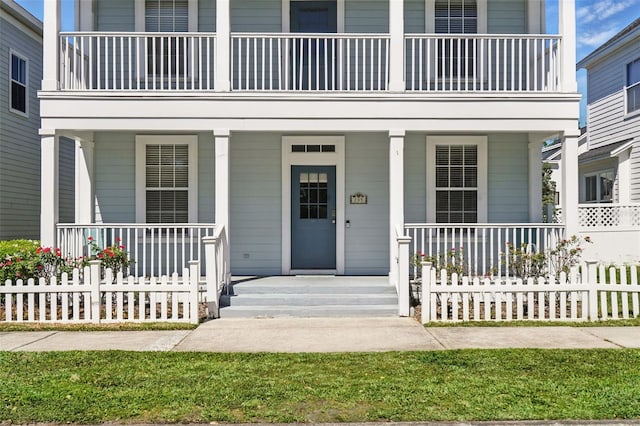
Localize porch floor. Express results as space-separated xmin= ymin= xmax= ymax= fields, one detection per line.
xmin=220 ymin=276 xmax=399 ymax=318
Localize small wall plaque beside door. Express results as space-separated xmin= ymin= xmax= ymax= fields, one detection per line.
xmin=350 ymin=193 xmax=367 ymax=204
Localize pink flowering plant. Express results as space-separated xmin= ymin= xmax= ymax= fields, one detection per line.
xmin=85 ymin=236 xmax=134 ymax=275
xmin=0 ymin=241 xmax=72 ymax=282
xmin=548 ymin=235 xmax=591 ymax=279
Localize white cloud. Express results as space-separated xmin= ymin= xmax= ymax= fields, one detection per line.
xmin=578 ymin=28 xmax=619 ymax=47
xmin=576 ymin=0 xmax=637 ymax=24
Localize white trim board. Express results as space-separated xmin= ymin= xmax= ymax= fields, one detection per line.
xmin=281 ymin=135 xmax=345 ymax=275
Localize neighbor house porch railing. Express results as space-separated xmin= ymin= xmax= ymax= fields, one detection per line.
xmin=56 ymin=224 xmax=216 ymax=278
xmin=405 ymin=34 xmax=562 ymax=92
xmin=404 ymin=223 xmax=566 ymax=278
xmin=59 ymin=32 xmax=217 ymax=90
xmin=231 ymin=33 xmax=390 ymax=91
xmin=578 ymin=203 xmax=640 ymax=230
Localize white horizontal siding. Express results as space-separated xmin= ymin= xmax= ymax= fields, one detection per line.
xmin=229 ymin=133 xmax=282 ymax=275
xmin=345 ymin=133 xmax=389 ymax=275
xmin=0 ymin=16 xmax=43 ymax=240
xmin=631 ymin=140 xmax=640 ymax=202
xmin=586 ymin=39 xmax=640 ymax=149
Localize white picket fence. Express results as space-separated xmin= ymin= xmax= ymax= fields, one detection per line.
xmin=420 ymin=262 xmax=640 ymax=323
xmin=1 ymin=260 xmax=200 ymax=324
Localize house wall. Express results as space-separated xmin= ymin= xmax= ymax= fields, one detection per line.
xmin=585 ymin=37 xmax=640 ymax=150
xmin=631 ymin=140 xmax=640 ymax=203
xmin=0 ymin=13 xmax=42 ymax=240
xmin=229 ymin=132 xmax=282 ymax=275
xmin=345 ymin=133 xmax=389 ymax=275
xmin=59 ymin=137 xmax=76 ymax=224
xmin=93 ymin=132 xmax=215 ymax=224
xmin=403 ymin=133 xmax=530 ymax=223
xmin=345 ymin=0 xmax=388 ymax=33
xmin=231 ymin=0 xmax=281 ymax=32
xmin=487 ymin=0 xmax=527 ymax=34
xmin=199 ymin=0 xmax=216 ymax=32
xmin=96 ymin=0 xmax=135 ymax=31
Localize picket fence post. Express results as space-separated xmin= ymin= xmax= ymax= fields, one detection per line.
xmin=189 ymin=260 xmax=200 ymax=324
xmin=89 ymin=260 xmax=102 ymax=324
xmin=421 ymin=262 xmax=432 ymax=324
xmin=585 ymin=261 xmax=599 ymax=321
xmin=397 ymin=233 xmax=412 ymax=317
xmin=202 ymin=236 xmax=219 ymax=318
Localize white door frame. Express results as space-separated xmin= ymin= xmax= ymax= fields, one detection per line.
xmin=282 ymin=135 xmax=345 ymax=275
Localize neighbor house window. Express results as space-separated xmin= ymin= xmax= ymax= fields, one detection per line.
xmin=627 ymin=58 xmax=640 ymax=114
xmin=10 ymin=51 xmax=28 ymax=115
xmin=136 ymin=135 xmax=198 ymax=223
xmin=427 ymin=136 xmax=487 ymax=223
xmin=584 ymin=170 xmax=614 ymax=203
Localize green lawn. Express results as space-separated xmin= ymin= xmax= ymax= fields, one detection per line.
xmin=1 ymin=350 xmax=639 ymax=423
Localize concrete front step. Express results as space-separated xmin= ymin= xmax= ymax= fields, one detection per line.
xmin=218 ymin=276 xmax=399 ymax=318
xmin=219 ymin=304 xmax=400 ymax=318
xmin=221 ymin=293 xmax=398 ymax=307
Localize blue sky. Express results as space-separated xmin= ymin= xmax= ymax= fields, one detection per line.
xmin=14 ymin=0 xmax=640 ymax=126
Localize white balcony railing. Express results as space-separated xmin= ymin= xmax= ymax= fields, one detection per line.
xmin=578 ymin=204 xmax=640 ymax=230
xmin=405 ymin=34 xmax=562 ymax=92
xmin=56 ymin=224 xmax=216 ymax=278
xmin=59 ymin=32 xmax=216 ymax=91
xmin=231 ymin=33 xmax=390 ymax=91
xmin=404 ymin=223 xmax=566 ymax=278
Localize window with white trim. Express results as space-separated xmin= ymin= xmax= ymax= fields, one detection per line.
xmin=584 ymin=169 xmax=614 ymax=203
xmin=145 ymin=0 xmax=189 ymax=76
xmin=435 ymin=0 xmax=477 ymax=78
xmin=427 ymin=136 xmax=487 ymax=223
xmin=627 ymin=58 xmax=640 ymax=114
xmin=136 ymin=135 xmax=198 ymax=223
xmin=10 ymin=51 xmax=28 ymax=116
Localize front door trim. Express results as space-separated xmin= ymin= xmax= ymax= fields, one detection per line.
xmin=282 ymin=135 xmax=345 ymax=275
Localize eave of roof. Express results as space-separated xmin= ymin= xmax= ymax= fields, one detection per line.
xmin=0 ymin=0 xmax=42 ymax=37
xmin=577 ymin=17 xmax=640 ymax=69
xmin=578 ymin=139 xmax=632 ymax=164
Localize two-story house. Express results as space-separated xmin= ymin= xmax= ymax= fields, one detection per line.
xmin=39 ymin=0 xmax=581 ymax=315
xmin=574 ymin=17 xmax=640 ymax=263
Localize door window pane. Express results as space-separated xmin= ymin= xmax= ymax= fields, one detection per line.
xmin=299 ymin=171 xmax=329 ymax=219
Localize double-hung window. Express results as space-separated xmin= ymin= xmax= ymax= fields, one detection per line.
xmin=136 ymin=135 xmax=198 ymax=223
xmin=427 ymin=136 xmax=487 ymax=223
xmin=145 ymin=0 xmax=189 ymax=77
xmin=627 ymin=58 xmax=640 ymax=114
xmin=434 ymin=0 xmax=477 ymax=78
xmin=584 ymin=170 xmax=614 ymax=203
xmin=10 ymin=51 xmax=28 ymax=116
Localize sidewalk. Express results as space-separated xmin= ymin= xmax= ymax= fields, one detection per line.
xmin=1 ymin=318 xmax=639 ymax=352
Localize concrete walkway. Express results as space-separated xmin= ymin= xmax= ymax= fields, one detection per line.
xmin=1 ymin=318 xmax=639 ymax=352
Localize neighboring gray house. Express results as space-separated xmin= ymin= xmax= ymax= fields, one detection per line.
xmin=577 ymin=17 xmax=640 ymax=205
xmin=572 ymin=17 xmax=640 ymax=263
xmin=0 ymin=0 xmax=73 ymax=241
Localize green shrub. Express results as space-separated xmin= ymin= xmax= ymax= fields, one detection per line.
xmin=0 ymin=239 xmax=39 ymax=259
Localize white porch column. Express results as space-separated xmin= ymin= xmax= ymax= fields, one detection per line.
xmin=389 ymin=130 xmax=405 ymax=278
xmin=388 ymin=0 xmax=405 ymax=92
xmin=559 ymin=0 xmax=577 ymax=92
xmin=215 ymin=0 xmax=231 ymax=92
xmin=561 ymin=133 xmax=579 ymax=236
xmin=528 ymin=139 xmax=544 ymax=223
xmin=214 ymin=129 xmax=231 ymax=239
xmin=75 ymin=135 xmax=95 ymax=223
xmin=40 ymin=131 xmax=60 ymax=247
xmin=42 ymin=0 xmax=61 ymax=91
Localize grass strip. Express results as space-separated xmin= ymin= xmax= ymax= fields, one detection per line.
xmin=423 ymin=317 xmax=640 ymax=327
xmin=1 ymin=349 xmax=639 ymax=423
xmin=0 ymin=322 xmax=197 ymax=332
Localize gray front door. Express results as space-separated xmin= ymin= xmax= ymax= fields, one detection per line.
xmin=291 ymin=165 xmax=336 ymax=270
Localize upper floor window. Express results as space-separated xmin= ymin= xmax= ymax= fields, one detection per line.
xmin=435 ymin=0 xmax=478 ymax=34
xmin=584 ymin=170 xmax=614 ymax=203
xmin=145 ymin=0 xmax=189 ymax=32
xmin=10 ymin=51 xmax=28 ymax=116
xmin=627 ymin=58 xmax=640 ymax=114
